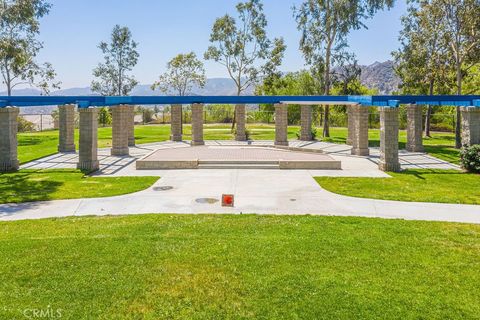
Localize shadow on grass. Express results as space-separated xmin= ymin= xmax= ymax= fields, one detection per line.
xmin=0 ymin=170 xmax=66 ymax=204
xmin=18 ymin=136 xmax=55 ymax=147
xmin=397 ymin=169 xmax=464 ymax=180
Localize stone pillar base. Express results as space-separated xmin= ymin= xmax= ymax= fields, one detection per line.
xmin=235 ymin=134 xmax=247 ymax=141
xmin=111 ymin=147 xmax=130 ymax=156
xmin=350 ymin=105 xmax=369 ymax=156
xmin=378 ymin=162 xmax=401 ymax=172
xmin=77 ymin=160 xmax=100 ymax=172
xmin=78 ymin=107 xmax=99 ymax=173
xmin=111 ymin=105 xmax=130 ymax=156
xmin=406 ymin=145 xmax=425 ymax=153
xmin=171 ymin=134 xmax=183 ymax=142
xmin=351 ymin=148 xmax=370 ymax=156
xmin=275 ymin=104 xmax=289 ymax=147
xmin=58 ymin=144 xmax=76 ymax=153
xmin=191 ymin=104 xmax=204 ymax=146
xmin=171 ymin=104 xmax=183 ymax=142
xmin=379 ymin=107 xmax=401 ymax=172
xmin=460 ymin=107 xmax=480 ymax=146
xmin=235 ymin=104 xmax=247 ymax=141
xmin=0 ymin=107 xmax=20 ymax=173
xmin=58 ymin=104 xmax=76 ymax=153
xmin=300 ymin=105 xmax=313 ymax=141
xmin=406 ymin=104 xmax=424 ymax=153
xmin=191 ymin=140 xmax=205 ymax=146
xmin=0 ymin=160 xmax=19 ymax=172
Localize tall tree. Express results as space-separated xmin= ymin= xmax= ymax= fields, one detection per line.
xmin=0 ymin=0 xmax=60 ymax=96
xmin=151 ymin=52 xmax=206 ymax=96
xmin=91 ymin=25 xmax=139 ymax=96
xmin=294 ymin=0 xmax=394 ymax=137
xmin=392 ymin=0 xmax=452 ymax=137
xmin=436 ymin=0 xmax=480 ymax=148
xmin=205 ymin=0 xmax=286 ymax=96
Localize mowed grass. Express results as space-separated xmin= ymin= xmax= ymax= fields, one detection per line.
xmin=0 ymin=170 xmax=159 ymax=204
xmin=316 ymin=169 xmax=480 ymax=205
xmin=0 ymin=214 xmax=479 ymax=319
xmin=18 ymin=124 xmax=459 ymax=164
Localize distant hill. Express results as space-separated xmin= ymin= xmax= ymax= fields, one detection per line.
xmin=359 ymin=60 xmax=401 ymax=95
xmin=3 ymin=62 xmax=401 ymax=114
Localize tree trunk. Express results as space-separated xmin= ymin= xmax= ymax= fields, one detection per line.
xmin=425 ymin=106 xmax=432 ymax=137
xmin=323 ymin=48 xmax=331 ymax=138
xmin=231 ymin=86 xmax=241 ymax=132
xmin=425 ymin=79 xmax=434 ymax=137
xmin=455 ymin=64 xmax=462 ymax=149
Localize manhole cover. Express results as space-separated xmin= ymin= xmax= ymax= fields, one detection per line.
xmin=153 ymin=186 xmax=174 ymax=191
xmin=195 ymin=198 xmax=219 ymax=204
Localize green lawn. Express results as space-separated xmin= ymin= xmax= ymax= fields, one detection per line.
xmin=0 ymin=214 xmax=479 ymax=319
xmin=18 ymin=124 xmax=459 ymax=164
xmin=0 ymin=170 xmax=158 ymax=204
xmin=316 ymin=169 xmax=480 ymax=205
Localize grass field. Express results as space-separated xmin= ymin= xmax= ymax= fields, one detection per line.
xmin=18 ymin=124 xmax=459 ymax=164
xmin=0 ymin=214 xmax=479 ymax=319
xmin=0 ymin=170 xmax=158 ymax=204
xmin=316 ymin=169 xmax=480 ymax=205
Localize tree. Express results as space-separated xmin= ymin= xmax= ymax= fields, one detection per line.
xmin=294 ymin=0 xmax=394 ymax=137
xmin=436 ymin=0 xmax=480 ymax=148
xmin=0 ymin=0 xmax=60 ymax=96
xmin=392 ymin=0 xmax=452 ymax=137
xmin=151 ymin=52 xmax=206 ymax=96
xmin=205 ymin=0 xmax=286 ymax=96
xmin=91 ymin=25 xmax=139 ymax=96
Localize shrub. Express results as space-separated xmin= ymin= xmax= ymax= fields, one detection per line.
xmin=461 ymin=145 xmax=480 ymax=173
xmin=98 ymin=107 xmax=112 ymax=126
xmin=295 ymin=127 xmax=317 ymax=140
xmin=17 ymin=116 xmax=36 ymax=132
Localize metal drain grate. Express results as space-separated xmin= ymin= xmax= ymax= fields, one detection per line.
xmin=195 ymin=198 xmax=219 ymax=204
xmin=153 ymin=186 xmax=174 ymax=191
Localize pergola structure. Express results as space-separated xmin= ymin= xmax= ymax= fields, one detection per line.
xmin=1 ymin=95 xmax=479 ymax=173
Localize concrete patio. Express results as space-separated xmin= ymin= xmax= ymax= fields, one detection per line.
xmin=1 ymin=140 xmax=475 ymax=223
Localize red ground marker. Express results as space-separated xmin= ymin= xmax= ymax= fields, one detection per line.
xmin=222 ymin=194 xmax=234 ymax=207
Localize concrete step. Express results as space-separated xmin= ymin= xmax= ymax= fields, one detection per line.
xmin=198 ymin=160 xmax=278 ymax=165
xmin=197 ymin=163 xmax=280 ymax=169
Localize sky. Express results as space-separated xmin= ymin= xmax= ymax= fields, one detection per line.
xmin=31 ymin=0 xmax=408 ymax=89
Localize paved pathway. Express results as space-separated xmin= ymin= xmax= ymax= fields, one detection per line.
xmin=2 ymin=140 xmax=474 ymax=223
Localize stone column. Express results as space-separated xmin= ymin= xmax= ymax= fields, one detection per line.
xmin=406 ymin=104 xmax=424 ymax=152
xmin=191 ymin=103 xmax=205 ymax=146
xmin=110 ymin=105 xmax=130 ymax=156
xmin=300 ymin=105 xmax=313 ymax=141
xmin=351 ymin=105 xmax=369 ymax=156
xmin=0 ymin=107 xmax=20 ymax=172
xmin=275 ymin=104 xmax=289 ymax=146
xmin=128 ymin=105 xmax=135 ymax=147
xmin=235 ymin=104 xmax=247 ymax=141
xmin=460 ymin=107 xmax=480 ymax=146
xmin=171 ymin=104 xmax=183 ymax=142
xmin=58 ymin=104 xmax=76 ymax=152
xmin=346 ymin=106 xmax=355 ymax=146
xmin=379 ymin=107 xmax=401 ymax=172
xmin=77 ymin=107 xmax=99 ymax=172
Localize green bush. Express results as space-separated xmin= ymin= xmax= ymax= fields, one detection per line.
xmin=98 ymin=107 xmax=112 ymax=126
xmin=460 ymin=145 xmax=480 ymax=173
xmin=295 ymin=127 xmax=317 ymax=140
xmin=17 ymin=116 xmax=36 ymax=132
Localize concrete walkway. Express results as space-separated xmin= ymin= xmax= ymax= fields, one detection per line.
xmin=1 ymin=140 xmax=475 ymax=224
